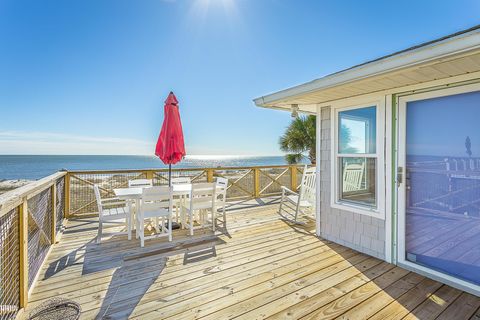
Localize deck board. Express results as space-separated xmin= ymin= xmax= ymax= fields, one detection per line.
xmin=23 ymin=205 xmax=480 ymax=319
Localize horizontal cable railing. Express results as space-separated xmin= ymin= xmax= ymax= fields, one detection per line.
xmin=66 ymin=165 xmax=305 ymax=216
xmin=0 ymin=172 xmax=66 ymax=318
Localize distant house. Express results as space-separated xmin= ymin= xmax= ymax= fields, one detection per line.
xmin=255 ymin=25 xmax=480 ymax=296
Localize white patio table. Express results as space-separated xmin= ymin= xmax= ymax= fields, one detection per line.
xmin=113 ymin=184 xmax=192 ymax=231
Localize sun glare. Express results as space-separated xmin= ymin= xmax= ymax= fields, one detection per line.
xmin=191 ymin=0 xmax=238 ymax=19
xmin=196 ymin=0 xmax=236 ymax=10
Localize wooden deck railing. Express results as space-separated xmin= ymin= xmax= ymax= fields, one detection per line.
xmin=0 ymin=171 xmax=66 ymax=318
xmin=0 ymin=164 xmax=304 ymax=316
xmin=65 ymin=164 xmax=305 ymax=216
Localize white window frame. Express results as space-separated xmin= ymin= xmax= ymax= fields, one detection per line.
xmin=331 ymin=98 xmax=385 ymax=219
xmin=397 ymin=82 xmax=480 ymax=296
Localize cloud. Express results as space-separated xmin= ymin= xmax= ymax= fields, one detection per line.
xmin=0 ymin=131 xmax=154 ymax=155
xmin=0 ymin=131 xmax=281 ymax=156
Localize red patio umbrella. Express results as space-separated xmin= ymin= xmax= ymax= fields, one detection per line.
xmin=155 ymin=91 xmax=186 ymax=185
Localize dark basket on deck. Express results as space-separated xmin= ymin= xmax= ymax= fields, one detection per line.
xmin=28 ymin=298 xmax=81 ymax=320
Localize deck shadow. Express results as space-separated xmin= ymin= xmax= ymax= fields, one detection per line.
xmin=43 ymin=239 xmax=92 ymax=279
xmin=93 ymin=237 xmax=225 ymax=318
xmin=183 ymin=246 xmax=217 ymax=264
xmin=225 ymin=196 xmax=281 ymax=212
xmin=95 ymin=255 xmax=167 ymax=319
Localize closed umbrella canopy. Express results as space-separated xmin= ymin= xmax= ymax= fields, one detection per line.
xmin=155 ymin=92 xmax=186 ymax=165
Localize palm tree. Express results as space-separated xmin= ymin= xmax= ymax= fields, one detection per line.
xmin=279 ymin=115 xmax=316 ymax=164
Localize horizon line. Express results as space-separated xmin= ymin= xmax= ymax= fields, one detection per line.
xmin=0 ymin=153 xmax=286 ymax=157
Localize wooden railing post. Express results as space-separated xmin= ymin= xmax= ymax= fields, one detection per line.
xmin=290 ymin=166 xmax=298 ymax=191
xmin=254 ymin=168 xmax=260 ymax=198
xmin=51 ymin=183 xmax=57 ymax=244
xmin=64 ymin=173 xmax=70 ymax=219
xmin=145 ymin=170 xmax=154 ymax=180
xmin=19 ymin=200 xmax=28 ymax=308
xmin=206 ymin=169 xmax=214 ymax=183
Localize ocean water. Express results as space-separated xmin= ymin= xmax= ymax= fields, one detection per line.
xmin=0 ymin=155 xmax=307 ymax=180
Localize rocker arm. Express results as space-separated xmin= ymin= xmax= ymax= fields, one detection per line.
xmin=281 ymin=186 xmax=298 ymax=196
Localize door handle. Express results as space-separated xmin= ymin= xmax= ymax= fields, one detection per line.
xmin=397 ymin=167 xmax=403 ymax=187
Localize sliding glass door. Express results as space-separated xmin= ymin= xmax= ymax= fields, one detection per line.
xmin=398 ymin=84 xmax=480 ymax=290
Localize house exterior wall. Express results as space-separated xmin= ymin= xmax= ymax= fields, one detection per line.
xmin=318 ymin=107 xmax=386 ymax=259
xmin=316 ymin=75 xmax=480 ymax=263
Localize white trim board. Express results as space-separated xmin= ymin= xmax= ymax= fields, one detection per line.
xmin=315 ymin=105 xmax=322 ymax=237
xmin=330 ymin=98 xmax=386 ymax=220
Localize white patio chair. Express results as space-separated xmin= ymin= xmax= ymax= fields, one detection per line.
xmin=215 ymin=177 xmax=228 ymax=226
xmin=128 ymin=179 xmax=153 ymax=188
xmin=127 ymin=179 xmax=153 ymax=219
xmin=279 ymin=166 xmax=316 ymax=223
xmin=137 ymin=186 xmax=173 ymax=247
xmin=342 ymin=162 xmax=365 ymax=192
xmin=94 ymin=185 xmax=132 ymax=244
xmin=182 ymin=182 xmax=216 ymax=236
xmin=171 ymin=177 xmax=191 ymax=223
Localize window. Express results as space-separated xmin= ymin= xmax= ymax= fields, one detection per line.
xmin=333 ymin=103 xmax=384 ymax=217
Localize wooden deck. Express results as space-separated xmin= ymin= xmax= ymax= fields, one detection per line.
xmin=23 ymin=205 xmax=480 ymax=320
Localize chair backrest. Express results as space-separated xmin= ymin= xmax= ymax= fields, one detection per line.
xmin=299 ymin=166 xmax=316 ymax=205
xmin=128 ymin=179 xmax=153 ymax=188
xmin=215 ymin=177 xmax=228 ymax=191
xmin=190 ymin=182 xmax=216 ymax=209
xmin=215 ymin=177 xmax=228 ymax=203
xmin=93 ymin=184 xmax=103 ymax=214
xmin=342 ymin=162 xmax=365 ymax=192
xmin=141 ymin=186 xmax=173 ymax=213
xmin=171 ymin=177 xmax=191 ymax=185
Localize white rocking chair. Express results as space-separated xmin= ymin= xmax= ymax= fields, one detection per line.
xmin=342 ymin=162 xmax=365 ymax=192
xmin=279 ymin=166 xmax=316 ymax=224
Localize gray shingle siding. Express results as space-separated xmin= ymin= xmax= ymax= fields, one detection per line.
xmin=318 ymin=107 xmax=385 ymax=260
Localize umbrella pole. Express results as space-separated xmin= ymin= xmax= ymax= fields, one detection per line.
xmin=167 ymin=163 xmax=180 ymax=230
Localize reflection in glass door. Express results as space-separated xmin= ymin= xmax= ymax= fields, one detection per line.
xmin=404 ymin=89 xmax=480 ymax=286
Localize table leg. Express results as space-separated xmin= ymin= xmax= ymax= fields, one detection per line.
xmin=135 ymin=198 xmax=140 ymax=239
xmin=181 ymin=195 xmax=185 ymax=229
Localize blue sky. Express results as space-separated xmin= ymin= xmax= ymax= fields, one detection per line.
xmin=1 ymin=0 xmax=480 ymax=155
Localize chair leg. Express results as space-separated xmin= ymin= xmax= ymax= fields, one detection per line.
xmin=135 ymin=217 xmax=140 ymax=239
xmin=182 ymin=208 xmax=186 ymax=229
xmin=140 ymin=220 xmax=145 ymax=247
xmin=279 ymin=194 xmax=284 ymax=214
xmin=223 ymin=206 xmax=227 ymax=226
xmin=294 ymin=203 xmax=301 ymax=222
xmin=212 ymin=208 xmax=216 ymax=232
xmin=127 ymin=216 xmax=132 ymax=241
xmin=97 ymin=220 xmax=103 ymax=244
xmin=189 ymin=211 xmax=194 ymax=236
xmin=168 ymin=217 xmax=172 ymax=242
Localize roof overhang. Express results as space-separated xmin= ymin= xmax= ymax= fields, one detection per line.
xmin=254 ymin=26 xmax=480 ymax=113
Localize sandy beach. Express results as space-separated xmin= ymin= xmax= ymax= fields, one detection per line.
xmin=0 ymin=179 xmax=31 ymax=195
